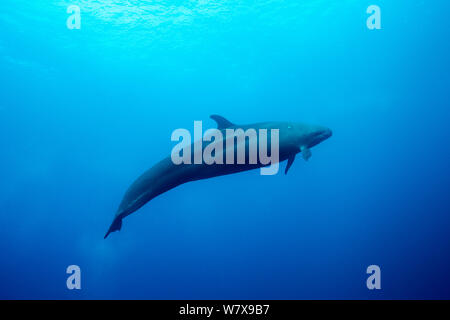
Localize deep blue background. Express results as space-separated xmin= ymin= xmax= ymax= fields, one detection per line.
xmin=0 ymin=1 xmax=449 ymax=299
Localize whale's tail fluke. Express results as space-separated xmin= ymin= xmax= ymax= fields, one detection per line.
xmin=104 ymin=216 xmax=122 ymax=239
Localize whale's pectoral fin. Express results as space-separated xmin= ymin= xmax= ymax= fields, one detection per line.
xmin=285 ymin=154 xmax=296 ymax=175
xmin=210 ymin=114 xmax=235 ymax=129
xmin=301 ymin=146 xmax=312 ymax=161
xmin=104 ymin=216 xmax=122 ymax=239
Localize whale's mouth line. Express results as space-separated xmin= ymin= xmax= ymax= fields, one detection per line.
xmin=308 ymin=129 xmax=332 ymax=148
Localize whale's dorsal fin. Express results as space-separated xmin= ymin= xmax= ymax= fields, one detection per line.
xmin=210 ymin=115 xmax=234 ymax=129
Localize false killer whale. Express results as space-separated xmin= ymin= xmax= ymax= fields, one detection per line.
xmin=104 ymin=115 xmax=332 ymax=238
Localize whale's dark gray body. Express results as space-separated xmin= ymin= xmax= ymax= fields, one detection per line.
xmin=104 ymin=115 xmax=332 ymax=238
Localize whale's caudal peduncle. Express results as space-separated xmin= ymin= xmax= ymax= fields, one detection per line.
xmin=104 ymin=115 xmax=332 ymax=239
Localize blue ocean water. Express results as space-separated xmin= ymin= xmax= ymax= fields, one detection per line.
xmin=1 ymin=0 xmax=449 ymax=299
